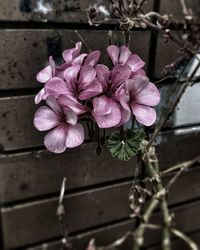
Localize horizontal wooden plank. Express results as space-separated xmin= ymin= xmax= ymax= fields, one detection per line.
xmin=156 ymin=127 xmax=200 ymax=169
xmin=1 ymin=85 xmax=200 ymax=151
xmin=1 ymin=182 xmax=132 ymax=249
xmin=0 ymin=143 xmax=136 ymax=204
xmin=148 ymin=230 xmax=200 ymax=250
xmin=0 ymin=0 xmax=153 ymax=22
xmin=1 ymin=121 xmax=200 ymax=203
xmin=0 ymin=30 xmax=150 ymax=90
xmin=26 ymin=221 xmax=200 ymax=250
xmin=2 ymin=169 xmax=200 ymax=249
xmin=153 ymin=33 xmax=180 ymax=78
xmin=27 ymin=219 xmax=135 ymax=250
xmin=160 ymin=0 xmax=200 ymax=22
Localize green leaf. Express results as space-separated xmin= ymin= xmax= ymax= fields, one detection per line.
xmin=107 ymin=129 xmax=145 ymax=161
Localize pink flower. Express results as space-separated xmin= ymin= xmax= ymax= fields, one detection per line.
xmin=107 ymin=45 xmax=145 ymax=76
xmin=116 ymin=75 xmax=160 ymax=126
xmin=45 ymin=65 xmax=102 ymax=114
xmin=92 ymin=64 xmax=132 ymax=128
xmin=34 ymin=96 xmax=84 ymax=153
xmin=35 ymin=42 xmax=101 ymax=104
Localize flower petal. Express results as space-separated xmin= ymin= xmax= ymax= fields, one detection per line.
xmin=92 ymin=96 xmax=121 ymax=128
xmin=46 ymin=96 xmax=63 ymax=115
xmin=34 ymin=88 xmax=47 ymax=104
xmin=85 ymin=50 xmax=101 ymax=66
xmin=126 ymin=54 xmax=145 ymax=72
xmin=111 ymin=64 xmax=131 ymax=89
xmin=73 ymin=53 xmax=88 ymax=65
xmin=62 ymin=42 xmax=82 ymax=63
xmin=49 ymin=56 xmax=56 ymax=76
xmin=115 ymin=85 xmax=131 ymax=112
xmin=119 ymin=46 xmax=132 ymax=64
xmin=131 ymin=103 xmax=157 ymax=126
xmin=135 ymin=82 xmax=160 ymax=106
xmin=63 ymin=65 xmax=81 ymax=92
xmin=117 ymin=106 xmax=131 ymax=126
xmin=78 ymin=65 xmax=96 ymax=89
xmin=93 ymin=95 xmax=112 ymax=115
xmin=96 ymin=64 xmax=110 ymax=91
xmin=45 ymin=77 xmax=69 ymax=98
xmin=79 ymin=80 xmax=102 ymax=100
xmin=65 ymin=124 xmax=84 ymax=148
xmin=34 ymin=106 xmax=60 ymax=131
xmin=58 ymin=94 xmax=87 ymax=115
xmin=125 ymin=75 xmax=149 ymax=95
xmin=36 ymin=65 xmax=52 ymax=83
xmin=107 ymin=45 xmax=119 ymax=65
xmin=63 ymin=108 xmax=77 ymax=125
xmin=44 ymin=125 xmax=67 ymax=153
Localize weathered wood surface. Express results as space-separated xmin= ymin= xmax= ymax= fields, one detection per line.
xmin=26 ymin=221 xmax=200 ymax=250
xmin=0 ymin=0 xmax=153 ymax=22
xmin=153 ymin=33 xmax=180 ymax=78
xmin=1 ymin=90 xmax=200 ymax=151
xmin=0 ymin=144 xmax=137 ymax=204
xmin=1 ymin=182 xmax=132 ymax=249
xmin=2 ymin=170 xmax=200 ymax=249
xmin=160 ymin=0 xmax=200 ymax=22
xmin=0 ymin=30 xmax=150 ymax=90
xmin=148 ymin=230 xmax=200 ymax=250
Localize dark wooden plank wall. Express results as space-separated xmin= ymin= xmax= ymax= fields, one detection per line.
xmin=0 ymin=0 xmax=200 ymax=249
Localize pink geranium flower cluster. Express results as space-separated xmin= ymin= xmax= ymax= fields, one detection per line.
xmin=34 ymin=42 xmax=160 ymax=153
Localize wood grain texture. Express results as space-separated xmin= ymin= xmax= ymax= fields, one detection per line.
xmin=153 ymin=33 xmax=180 ymax=78
xmin=1 ymin=89 xmax=200 ymax=151
xmin=0 ymin=30 xmax=150 ymax=90
xmin=2 ymin=169 xmax=200 ymax=249
xmin=0 ymin=0 xmax=153 ymax=22
xmin=0 ymin=144 xmax=137 ymax=204
xmin=1 ymin=182 xmax=132 ymax=249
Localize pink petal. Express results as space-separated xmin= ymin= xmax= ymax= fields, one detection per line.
xmin=111 ymin=64 xmax=131 ymax=89
xmin=58 ymin=94 xmax=87 ymax=115
xmin=107 ymin=45 xmax=119 ymax=65
xmin=125 ymin=75 xmax=149 ymax=95
xmin=49 ymin=56 xmax=56 ymax=76
xmin=92 ymin=96 xmax=121 ymax=128
xmin=131 ymin=103 xmax=157 ymax=126
xmin=96 ymin=64 xmax=110 ymax=91
xmin=135 ymin=82 xmax=160 ymax=106
xmin=78 ymin=65 xmax=96 ymax=89
xmin=84 ymin=50 xmax=101 ymax=66
xmin=63 ymin=108 xmax=77 ymax=125
xmin=117 ymin=107 xmax=131 ymax=126
xmin=119 ymin=46 xmax=132 ymax=64
xmin=34 ymin=88 xmax=47 ymax=104
xmin=73 ymin=54 xmax=87 ymax=65
xmin=63 ymin=65 xmax=81 ymax=92
xmin=133 ymin=69 xmax=146 ymax=77
xmin=65 ymin=124 xmax=84 ymax=148
xmin=115 ymin=86 xmax=131 ymax=112
xmin=46 ymin=96 xmax=63 ymax=115
xmin=126 ymin=54 xmax=145 ymax=72
xmin=34 ymin=106 xmax=60 ymax=131
xmin=44 ymin=125 xmax=67 ymax=153
xmin=62 ymin=42 xmax=82 ymax=63
xmin=93 ymin=95 xmax=112 ymax=115
xmin=36 ymin=65 xmax=52 ymax=83
xmin=45 ymin=77 xmax=69 ymax=98
xmin=79 ymin=80 xmax=102 ymax=100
